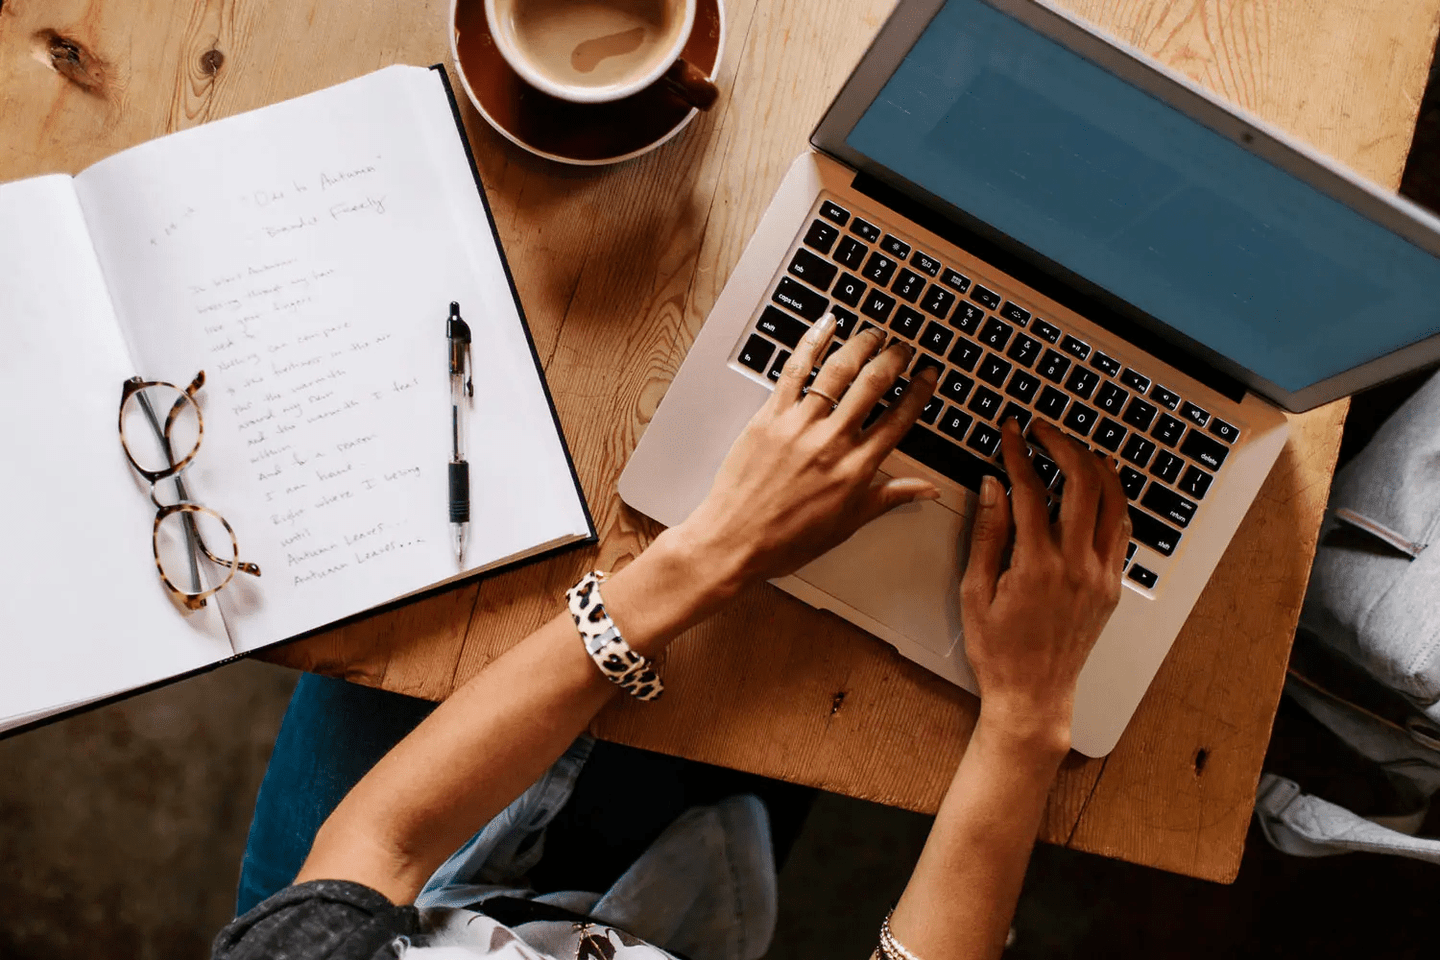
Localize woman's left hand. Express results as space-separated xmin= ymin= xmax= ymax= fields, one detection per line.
xmin=675 ymin=316 xmax=941 ymax=591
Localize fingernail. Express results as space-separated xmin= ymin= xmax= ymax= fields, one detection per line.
xmin=807 ymin=314 xmax=835 ymax=343
xmin=916 ymin=486 xmax=942 ymax=501
xmin=918 ymin=364 xmax=940 ymax=384
xmin=980 ymin=475 xmax=998 ymax=506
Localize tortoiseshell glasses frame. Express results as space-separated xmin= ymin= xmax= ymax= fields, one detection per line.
xmin=118 ymin=371 xmax=261 ymax=611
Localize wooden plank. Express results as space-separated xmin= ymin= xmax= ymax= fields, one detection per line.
xmin=4 ymin=0 xmax=1436 ymax=880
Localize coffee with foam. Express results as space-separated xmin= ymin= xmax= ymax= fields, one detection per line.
xmin=499 ymin=0 xmax=682 ymax=91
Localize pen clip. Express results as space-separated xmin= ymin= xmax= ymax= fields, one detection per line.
xmin=448 ymin=301 xmax=473 ymax=398
xmin=463 ymin=339 xmax=473 ymax=399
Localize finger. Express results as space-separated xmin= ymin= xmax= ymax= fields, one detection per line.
xmin=960 ymin=474 xmax=1012 ymax=611
xmin=772 ymin=313 xmax=835 ymax=407
xmin=804 ymin=323 xmax=886 ymax=414
xmin=1094 ymin=454 xmax=1131 ymax=570
xmin=832 ymin=339 xmax=916 ymax=430
xmin=996 ymin=418 xmax=1050 ymax=552
xmin=1032 ymin=419 xmax=1101 ymax=560
xmin=855 ymin=475 xmax=942 ymax=526
xmin=861 ymin=358 xmax=939 ymax=456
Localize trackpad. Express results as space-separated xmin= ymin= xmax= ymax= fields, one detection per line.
xmin=792 ymin=497 xmax=971 ymax=657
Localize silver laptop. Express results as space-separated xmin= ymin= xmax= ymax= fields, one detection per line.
xmin=619 ymin=0 xmax=1440 ymax=756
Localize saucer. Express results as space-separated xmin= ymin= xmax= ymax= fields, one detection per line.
xmin=450 ymin=0 xmax=725 ymax=166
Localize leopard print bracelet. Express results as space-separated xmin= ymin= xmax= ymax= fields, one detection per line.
xmin=566 ymin=571 xmax=664 ymax=702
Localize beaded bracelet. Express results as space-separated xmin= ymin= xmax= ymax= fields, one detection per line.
xmin=566 ymin=571 xmax=664 ymax=701
xmin=878 ymin=910 xmax=924 ymax=960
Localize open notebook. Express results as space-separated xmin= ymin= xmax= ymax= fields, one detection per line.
xmin=0 ymin=65 xmax=594 ymax=733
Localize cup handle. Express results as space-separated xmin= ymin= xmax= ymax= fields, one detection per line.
xmin=661 ymin=57 xmax=720 ymax=110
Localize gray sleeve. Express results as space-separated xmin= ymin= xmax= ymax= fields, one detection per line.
xmin=212 ymin=879 xmax=421 ymax=960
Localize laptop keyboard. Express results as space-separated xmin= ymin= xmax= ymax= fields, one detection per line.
xmin=731 ymin=195 xmax=1244 ymax=593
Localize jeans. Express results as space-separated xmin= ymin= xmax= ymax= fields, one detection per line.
xmin=238 ymin=673 xmax=816 ymax=918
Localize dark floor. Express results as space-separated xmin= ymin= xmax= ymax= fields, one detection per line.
xmin=6 ymin=39 xmax=1440 ymax=960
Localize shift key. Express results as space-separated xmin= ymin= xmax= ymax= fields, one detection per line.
xmin=771 ymin=277 xmax=828 ymax=322
xmin=1127 ymin=505 xmax=1181 ymax=557
xmin=755 ymin=306 xmax=810 ymax=348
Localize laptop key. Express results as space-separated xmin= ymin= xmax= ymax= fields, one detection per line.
xmin=978 ymin=354 xmax=1012 ymax=388
xmin=897 ymin=422 xmax=1005 ymax=494
xmin=1093 ymin=417 xmax=1127 ymax=452
xmin=803 ymin=219 xmax=839 ymax=255
xmin=1209 ymin=418 xmax=1241 ymax=443
xmin=948 ymin=339 xmax=983 ymax=372
xmin=1063 ymin=401 xmax=1098 ymax=436
xmin=757 ymin=305 xmax=811 ymax=346
xmin=1121 ymin=433 xmax=1156 ymax=469
xmin=939 ymin=370 xmax=974 ymax=405
xmin=1034 ymin=454 xmax=1060 ymax=487
xmin=1035 ymin=385 xmax=1069 ymax=420
xmin=833 ymin=273 xmax=866 ymax=307
xmin=971 ymin=284 xmax=1003 ymax=311
xmin=1149 ymin=384 xmax=1182 ymax=410
xmin=861 ymin=289 xmax=897 ymax=324
xmin=1122 ymin=396 xmax=1158 ymax=432
xmin=1179 ymin=464 xmax=1214 ymax=499
xmin=1006 ymin=333 xmax=1042 ymax=368
xmin=920 ymin=284 xmax=956 ymax=319
xmin=890 ymin=305 xmax=925 ymax=338
xmin=1000 ymin=301 xmax=1031 ymax=326
xmin=1127 ymin=506 xmax=1181 ymax=556
xmin=912 ymin=353 xmax=946 ymax=382
xmin=978 ymin=316 xmax=1013 ymax=351
xmin=1065 ymin=366 xmax=1100 ymax=401
xmin=884 ymin=376 xmax=910 ymax=405
xmin=952 ymin=302 xmax=986 ymax=334
xmin=1006 ymin=370 xmax=1041 ymax=403
xmin=767 ymin=349 xmax=790 ymax=381
xmin=834 ymin=235 xmax=868 ymax=270
xmin=911 ymin=251 xmax=941 ymax=276
xmin=1151 ymin=449 xmax=1184 ymax=484
xmin=918 ymin=321 xmax=954 ymax=356
xmin=850 ymin=217 xmax=881 ymax=243
xmin=940 ymin=267 xmax=972 ymax=294
xmin=1119 ymin=466 xmax=1146 ymax=500
xmin=1060 ymin=335 xmax=1091 ymax=361
xmin=1141 ymin=484 xmax=1198 ymax=528
xmin=1120 ymin=368 xmax=1151 ymax=393
xmin=788 ymin=248 xmax=838 ymax=292
xmin=1152 ymin=413 xmax=1185 ymax=447
xmin=830 ymin=305 xmax=859 ymax=340
xmin=1127 ymin=564 xmax=1159 ymax=589
xmin=1095 ymin=380 xmax=1128 ymax=415
xmin=880 ymin=234 xmax=911 ymax=259
xmin=968 ymin=386 xmax=1003 ymax=420
xmin=967 ymin=422 xmax=1003 ymax=457
xmin=919 ymin=394 xmax=943 ymax=425
xmin=819 ymin=200 xmax=850 ymax=226
xmin=936 ymin=406 xmax=975 ymax=442
xmin=862 ymin=251 xmax=898 ymax=286
xmin=1180 ymin=430 xmax=1229 ymax=471
xmin=892 ymin=268 xmax=925 ymax=302
xmin=738 ymin=334 xmax=776 ymax=374
xmin=771 ymin=279 xmax=827 ymax=322
xmin=1179 ymin=401 xmax=1211 ymax=428
xmin=1037 ymin=349 xmax=1071 ymax=383
xmin=1030 ymin=318 xmax=1062 ymax=343
xmin=1090 ymin=351 xmax=1122 ymax=378
xmin=998 ymin=403 xmax=1031 ymax=431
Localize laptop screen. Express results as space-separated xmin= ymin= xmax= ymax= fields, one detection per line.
xmin=843 ymin=0 xmax=1440 ymax=393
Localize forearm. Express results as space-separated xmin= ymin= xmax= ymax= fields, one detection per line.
xmin=886 ymin=708 xmax=1067 ymax=960
xmin=295 ymin=523 xmax=743 ymax=904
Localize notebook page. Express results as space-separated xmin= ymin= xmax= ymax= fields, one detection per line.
xmin=0 ymin=175 xmax=230 ymax=729
xmin=74 ymin=66 xmax=591 ymax=653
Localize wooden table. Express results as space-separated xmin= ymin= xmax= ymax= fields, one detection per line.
xmin=5 ymin=0 xmax=1435 ymax=883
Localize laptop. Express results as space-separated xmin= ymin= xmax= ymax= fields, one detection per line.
xmin=618 ymin=0 xmax=1440 ymax=756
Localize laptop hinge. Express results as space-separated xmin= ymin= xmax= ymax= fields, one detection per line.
xmin=852 ymin=172 xmax=1249 ymax=404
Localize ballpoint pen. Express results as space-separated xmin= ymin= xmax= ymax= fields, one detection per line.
xmin=447 ymin=301 xmax=473 ymax=566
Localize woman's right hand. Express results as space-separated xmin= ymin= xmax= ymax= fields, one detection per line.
xmin=959 ymin=417 xmax=1131 ymax=752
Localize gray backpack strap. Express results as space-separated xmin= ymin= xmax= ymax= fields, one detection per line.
xmin=1256 ymin=775 xmax=1440 ymax=864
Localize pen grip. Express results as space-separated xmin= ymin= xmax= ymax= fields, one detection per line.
xmin=449 ymin=461 xmax=470 ymax=523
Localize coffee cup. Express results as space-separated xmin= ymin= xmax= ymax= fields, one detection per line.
xmin=484 ymin=0 xmax=719 ymax=109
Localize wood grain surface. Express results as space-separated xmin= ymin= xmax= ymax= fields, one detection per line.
xmin=4 ymin=0 xmax=1436 ymax=882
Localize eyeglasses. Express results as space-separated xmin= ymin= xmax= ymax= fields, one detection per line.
xmin=118 ymin=371 xmax=261 ymax=611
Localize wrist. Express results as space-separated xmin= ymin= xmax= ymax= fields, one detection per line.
xmin=976 ymin=696 xmax=1073 ymax=764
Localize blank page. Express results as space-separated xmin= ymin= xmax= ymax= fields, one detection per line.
xmin=74 ymin=67 xmax=591 ymax=653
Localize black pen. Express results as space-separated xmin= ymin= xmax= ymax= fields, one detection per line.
xmin=447 ymin=301 xmax=473 ymax=566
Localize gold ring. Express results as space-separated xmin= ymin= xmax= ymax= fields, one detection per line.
xmin=806 ymin=386 xmax=841 ymax=411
